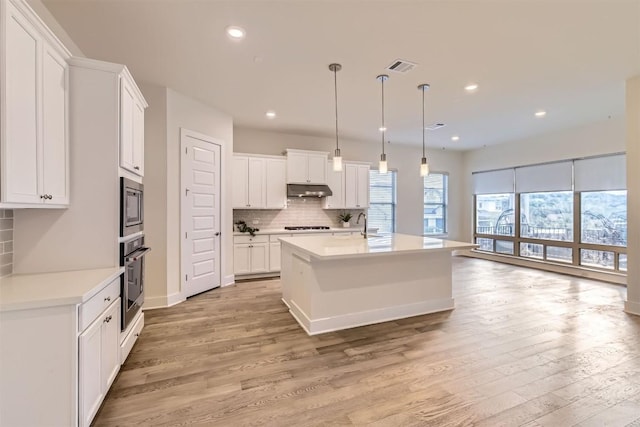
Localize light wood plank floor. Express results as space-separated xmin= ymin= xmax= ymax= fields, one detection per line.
xmin=94 ymin=258 xmax=640 ymax=426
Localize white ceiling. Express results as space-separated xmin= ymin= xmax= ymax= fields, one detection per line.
xmin=42 ymin=0 xmax=640 ymax=150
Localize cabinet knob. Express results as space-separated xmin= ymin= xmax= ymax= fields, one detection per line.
xmin=134 ymin=166 xmax=140 ymax=170
xmin=48 ymin=195 xmax=53 ymax=200
xmin=40 ymin=195 xmax=45 ymax=199
xmin=104 ymin=315 xmax=112 ymax=323
xmin=104 ymin=296 xmax=111 ymax=302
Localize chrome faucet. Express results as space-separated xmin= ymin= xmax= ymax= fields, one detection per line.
xmin=357 ymin=212 xmax=367 ymax=238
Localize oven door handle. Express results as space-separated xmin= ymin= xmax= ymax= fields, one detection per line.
xmin=125 ymin=247 xmax=151 ymax=263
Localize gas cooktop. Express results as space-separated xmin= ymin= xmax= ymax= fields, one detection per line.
xmin=284 ymin=226 xmax=331 ymax=230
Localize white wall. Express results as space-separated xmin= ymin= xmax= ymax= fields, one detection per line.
xmin=460 ymin=117 xmax=626 ymax=240
xmin=25 ymin=0 xmax=84 ymax=57
xmin=626 ymin=77 xmax=640 ymax=315
xmin=233 ymin=128 xmax=466 ymax=240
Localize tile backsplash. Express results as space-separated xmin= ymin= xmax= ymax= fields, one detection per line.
xmin=0 ymin=209 xmax=13 ymax=277
xmin=233 ymin=198 xmax=364 ymax=230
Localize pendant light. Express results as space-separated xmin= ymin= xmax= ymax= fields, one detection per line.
xmin=418 ymin=83 xmax=430 ymax=177
xmin=329 ymin=63 xmax=342 ymax=171
xmin=377 ymin=74 xmax=389 ymax=174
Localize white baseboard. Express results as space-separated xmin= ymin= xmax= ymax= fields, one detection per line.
xmin=143 ymin=292 xmax=184 ymax=310
xmin=625 ymin=300 xmax=640 ymax=316
xmin=289 ymin=298 xmax=455 ymax=336
xmin=166 ymin=292 xmax=184 ymax=307
xmin=222 ymin=274 xmax=235 ymax=287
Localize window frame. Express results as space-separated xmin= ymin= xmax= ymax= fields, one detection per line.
xmin=423 ymin=172 xmax=449 ymax=236
xmin=368 ymin=168 xmax=397 ymax=233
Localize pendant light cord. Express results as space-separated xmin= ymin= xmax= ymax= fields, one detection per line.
xmin=381 ymin=77 xmax=385 ymax=156
xmin=334 ymin=68 xmax=339 ymax=151
xmin=422 ymin=86 xmax=426 ymax=158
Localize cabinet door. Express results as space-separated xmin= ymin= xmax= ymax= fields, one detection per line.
xmin=269 ymin=242 xmax=281 ymax=272
xmin=307 ymin=153 xmax=327 ymax=184
xmin=4 ymin=3 xmax=40 ymax=203
xmin=79 ymin=315 xmax=103 ymax=427
xmin=131 ymin=99 xmax=145 ymax=176
xmin=119 ymin=79 xmax=135 ymax=173
xmin=249 ymin=243 xmax=269 ymax=273
xmin=344 ymin=164 xmax=358 ymax=208
xmin=247 ymin=157 xmax=265 ymax=208
xmin=286 ymin=152 xmax=308 ymax=183
xmin=232 ymin=156 xmax=249 ymax=208
xmin=101 ymin=300 xmax=120 ymax=390
xmin=233 ymin=243 xmax=251 ymax=274
xmin=357 ymin=165 xmax=370 ymax=208
xmin=265 ymin=158 xmax=287 ymax=209
xmin=41 ymin=44 xmax=69 ymax=204
xmin=324 ymin=161 xmax=344 ymax=209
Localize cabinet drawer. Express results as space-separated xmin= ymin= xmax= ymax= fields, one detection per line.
xmin=269 ymin=234 xmax=292 ymax=243
xmin=79 ymin=277 xmax=120 ymax=332
xmin=120 ymin=310 xmax=144 ymax=364
xmin=234 ymin=235 xmax=268 ymax=244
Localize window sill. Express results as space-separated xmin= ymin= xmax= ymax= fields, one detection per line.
xmin=463 ymin=249 xmax=626 ymax=286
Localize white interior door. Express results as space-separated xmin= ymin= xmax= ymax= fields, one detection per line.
xmin=181 ymin=129 xmax=222 ymax=298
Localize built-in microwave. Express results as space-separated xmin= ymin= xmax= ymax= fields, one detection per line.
xmin=120 ymin=177 xmax=143 ymax=237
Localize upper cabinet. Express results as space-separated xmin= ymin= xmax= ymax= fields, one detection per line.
xmin=1 ymin=0 xmax=71 ymax=207
xmin=233 ymin=154 xmax=287 ymax=209
xmin=344 ymin=162 xmax=370 ymax=209
xmin=286 ymin=149 xmax=328 ymax=184
xmin=69 ymin=58 xmax=147 ymax=183
xmin=119 ymin=76 xmax=146 ymax=176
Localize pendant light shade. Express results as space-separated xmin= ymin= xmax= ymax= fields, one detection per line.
xmin=418 ymin=83 xmax=430 ymax=177
xmin=329 ymin=63 xmax=342 ymax=172
xmin=377 ymin=74 xmax=389 ymax=174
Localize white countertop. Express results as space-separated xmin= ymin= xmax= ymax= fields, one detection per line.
xmin=233 ymin=227 xmax=360 ymax=236
xmin=0 ymin=267 xmax=124 ymax=312
xmin=279 ymin=233 xmax=478 ymax=260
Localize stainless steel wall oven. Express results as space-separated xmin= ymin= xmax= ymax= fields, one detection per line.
xmin=120 ymin=235 xmax=149 ymax=330
xmin=120 ymin=177 xmax=144 ymax=237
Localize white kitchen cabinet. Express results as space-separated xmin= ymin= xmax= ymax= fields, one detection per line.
xmin=233 ymin=154 xmax=287 ymax=209
xmin=286 ymin=149 xmax=328 ymax=184
xmin=119 ymin=69 xmax=146 ymax=177
xmin=79 ymin=298 xmax=120 ymax=427
xmin=234 ymin=235 xmax=269 ymax=274
xmin=0 ymin=268 xmax=124 ymax=427
xmin=344 ymin=162 xmax=370 ymax=209
xmin=324 ymin=160 xmax=345 ymax=209
xmin=1 ymin=0 xmax=70 ymax=207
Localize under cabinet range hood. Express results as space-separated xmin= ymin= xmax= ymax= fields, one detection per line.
xmin=287 ymin=184 xmax=333 ymax=198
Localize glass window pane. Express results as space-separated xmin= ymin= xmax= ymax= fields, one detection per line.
xmin=475 ymin=238 xmax=493 ymax=252
xmin=547 ymin=246 xmax=572 ymax=263
xmin=580 ymin=191 xmax=627 ymax=247
xmin=520 ymin=243 xmax=543 ymax=259
xmin=620 ymin=254 xmax=627 ymax=272
xmin=368 ymin=170 xmax=396 ymax=233
xmin=520 ymin=192 xmax=573 ymax=242
xmin=475 ymin=193 xmax=515 ymax=236
xmin=496 ymin=240 xmax=514 ymax=255
xmin=580 ymin=249 xmax=615 ymax=269
xmin=424 ymin=173 xmax=448 ymax=235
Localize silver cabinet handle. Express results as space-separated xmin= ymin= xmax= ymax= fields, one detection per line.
xmin=47 ymin=195 xmax=52 ymax=200
xmin=104 ymin=296 xmax=111 ymax=302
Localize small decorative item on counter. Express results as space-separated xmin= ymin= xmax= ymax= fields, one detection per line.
xmin=235 ymin=220 xmax=260 ymax=236
xmin=337 ymin=211 xmax=352 ymax=228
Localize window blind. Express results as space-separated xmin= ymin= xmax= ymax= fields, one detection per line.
xmin=574 ymin=154 xmax=626 ymax=191
xmin=515 ymin=161 xmax=572 ymax=193
xmin=472 ymin=169 xmax=514 ymax=194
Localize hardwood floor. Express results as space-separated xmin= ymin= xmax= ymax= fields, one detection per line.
xmin=93 ymin=258 xmax=640 ymax=426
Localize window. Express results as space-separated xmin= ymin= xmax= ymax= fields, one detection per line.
xmin=475 ymin=193 xmax=515 ymax=236
xmin=368 ymin=169 xmax=396 ymax=233
xmin=424 ymin=173 xmax=448 ymax=235
xmin=520 ymin=191 xmax=573 ymax=242
xmin=580 ymin=191 xmax=627 ymax=247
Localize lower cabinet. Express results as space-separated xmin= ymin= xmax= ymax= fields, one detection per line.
xmin=79 ymin=298 xmax=120 ymax=427
xmin=234 ymin=235 xmax=269 ymax=275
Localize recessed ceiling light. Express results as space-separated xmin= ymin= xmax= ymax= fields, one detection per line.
xmin=464 ymin=83 xmax=478 ymax=92
xmin=535 ymin=110 xmax=547 ymax=117
xmin=378 ymin=126 xmax=387 ymax=132
xmin=451 ymin=136 xmax=460 ymax=141
xmin=226 ymin=26 xmax=245 ymax=40
xmin=265 ymin=110 xmax=276 ymax=119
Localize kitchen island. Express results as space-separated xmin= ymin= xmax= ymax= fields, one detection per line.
xmin=279 ymin=233 xmax=477 ymax=335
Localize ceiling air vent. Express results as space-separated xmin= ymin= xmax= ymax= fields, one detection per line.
xmin=426 ymin=123 xmax=446 ymax=131
xmin=385 ymin=59 xmax=417 ymax=74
